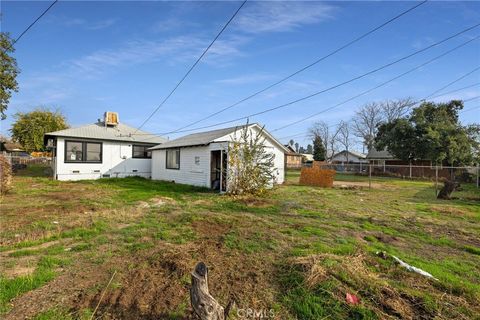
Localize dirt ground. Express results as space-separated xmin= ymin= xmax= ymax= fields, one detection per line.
xmin=1 ymin=172 xmax=479 ymax=319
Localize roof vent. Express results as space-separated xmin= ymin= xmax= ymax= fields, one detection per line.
xmin=104 ymin=111 xmax=119 ymax=126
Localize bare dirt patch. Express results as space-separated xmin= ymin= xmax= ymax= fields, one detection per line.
xmin=334 ymin=180 xmax=385 ymax=189
xmin=70 ymin=219 xmax=283 ymax=319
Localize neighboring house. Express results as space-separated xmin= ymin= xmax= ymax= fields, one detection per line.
xmin=150 ymin=123 xmax=288 ymax=192
xmin=284 ymin=145 xmax=303 ymax=169
xmin=44 ymin=112 xmax=166 ymax=181
xmin=366 ymin=148 xmax=396 ymax=166
xmin=0 ymin=141 xmax=27 ymax=157
xmin=331 ymin=150 xmax=367 ymax=164
xmin=302 ymin=153 xmax=314 ymax=162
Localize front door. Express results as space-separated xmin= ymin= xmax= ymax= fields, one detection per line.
xmin=210 ymin=150 xmax=227 ymax=192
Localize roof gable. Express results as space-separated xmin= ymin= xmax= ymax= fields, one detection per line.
xmin=150 ymin=123 xmax=289 ymax=153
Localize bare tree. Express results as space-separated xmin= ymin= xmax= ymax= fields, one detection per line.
xmin=335 ymin=121 xmax=352 ymax=162
xmin=309 ymin=121 xmax=336 ymax=161
xmin=381 ymin=97 xmax=414 ymax=122
xmin=352 ymin=102 xmax=383 ymax=152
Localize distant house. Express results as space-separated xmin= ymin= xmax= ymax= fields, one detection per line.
xmin=0 ymin=141 xmax=26 ymax=157
xmin=331 ymin=150 xmax=367 ymax=164
xmin=366 ymin=148 xmax=396 ymax=166
xmin=44 ymin=112 xmax=166 ymax=181
xmin=284 ymin=145 xmax=303 ymax=169
xmin=302 ymin=153 xmax=314 ymax=162
xmin=149 ymin=123 xmax=288 ymax=192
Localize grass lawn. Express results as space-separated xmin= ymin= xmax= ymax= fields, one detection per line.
xmin=1 ymin=166 xmax=479 ymax=319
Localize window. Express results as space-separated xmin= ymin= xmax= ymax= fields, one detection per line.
xmin=166 ymin=149 xmax=180 ymax=169
xmin=66 ymin=141 xmax=83 ymax=162
xmin=65 ymin=140 xmax=102 ymax=163
xmin=132 ymin=145 xmax=152 ymax=159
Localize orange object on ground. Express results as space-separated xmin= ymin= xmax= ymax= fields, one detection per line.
xmin=299 ymin=167 xmax=335 ymax=188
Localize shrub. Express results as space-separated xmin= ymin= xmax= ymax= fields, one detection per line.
xmin=227 ymin=124 xmax=276 ymax=196
xmin=0 ymin=154 xmax=12 ymax=195
xmin=299 ymin=167 xmax=335 ymax=188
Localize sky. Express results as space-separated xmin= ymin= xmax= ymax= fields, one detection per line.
xmin=1 ymin=0 xmax=479 ymax=149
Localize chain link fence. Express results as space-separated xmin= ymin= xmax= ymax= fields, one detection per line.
xmin=302 ymin=162 xmax=480 ymax=195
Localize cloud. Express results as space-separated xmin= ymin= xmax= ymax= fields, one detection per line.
xmin=233 ymin=1 xmax=335 ymax=33
xmin=69 ymin=34 xmax=247 ymax=75
xmin=47 ymin=15 xmax=117 ymax=30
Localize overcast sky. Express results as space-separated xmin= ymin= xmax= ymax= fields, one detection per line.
xmin=1 ymin=1 xmax=479 ymax=149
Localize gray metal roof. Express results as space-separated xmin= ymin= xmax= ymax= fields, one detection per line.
xmin=149 ymin=125 xmax=244 ymax=150
xmin=366 ymin=148 xmax=394 ymax=159
xmin=45 ymin=122 xmax=167 ymax=144
xmin=333 ymin=150 xmax=367 ymax=159
xmin=149 ymin=123 xmax=290 ymax=153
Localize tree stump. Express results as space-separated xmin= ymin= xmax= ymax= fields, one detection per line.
xmin=190 ymin=262 xmax=226 ymax=320
xmin=437 ymin=180 xmax=459 ymax=199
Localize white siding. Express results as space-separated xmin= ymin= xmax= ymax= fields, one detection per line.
xmin=151 ymin=146 xmax=212 ymax=187
xmin=55 ymin=138 xmax=153 ymax=181
xmin=214 ymin=126 xmax=285 ymax=185
xmin=151 ymin=126 xmax=286 ymax=188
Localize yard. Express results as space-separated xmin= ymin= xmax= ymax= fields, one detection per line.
xmin=1 ymin=166 xmax=479 ymax=319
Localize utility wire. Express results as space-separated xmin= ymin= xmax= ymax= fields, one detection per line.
xmin=460 ymin=105 xmax=479 ymax=113
xmin=423 ymin=66 xmax=480 ymax=99
xmin=3 ymin=0 xmax=59 ymax=52
xmin=278 ymin=70 xmax=480 ymax=139
xmin=271 ymin=42 xmax=480 ymax=133
xmin=167 ymin=0 xmax=429 ymax=134
xmin=278 ymin=74 xmax=480 ymax=141
xmin=134 ymin=0 xmax=248 ymax=133
xmin=144 ymin=23 xmax=480 ymax=136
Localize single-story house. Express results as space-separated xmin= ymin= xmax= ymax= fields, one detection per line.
xmin=0 ymin=140 xmax=27 ymax=157
xmin=44 ymin=112 xmax=166 ymax=181
xmin=284 ymin=145 xmax=303 ymax=169
xmin=149 ymin=123 xmax=288 ymax=192
xmin=331 ymin=150 xmax=367 ymax=164
xmin=302 ymin=153 xmax=314 ymax=162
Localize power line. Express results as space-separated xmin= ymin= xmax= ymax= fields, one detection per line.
xmin=423 ymin=66 xmax=480 ymax=99
xmin=271 ymin=44 xmax=480 ymax=133
xmin=167 ymin=0 xmax=428 ymax=134
xmin=134 ymin=0 xmax=248 ymax=133
xmin=429 ymin=82 xmax=480 ymax=98
xmin=460 ymin=105 xmax=479 ymax=113
xmin=3 ymin=0 xmax=59 ymax=52
xmin=187 ymin=81 xmax=480 ymax=142
xmin=145 ymin=23 xmax=480 ymax=136
xmin=278 ymin=79 xmax=480 ymax=142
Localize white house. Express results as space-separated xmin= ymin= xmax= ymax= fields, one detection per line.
xmin=150 ymin=124 xmax=288 ymax=192
xmin=331 ymin=150 xmax=367 ymax=164
xmin=44 ymin=112 xmax=166 ymax=181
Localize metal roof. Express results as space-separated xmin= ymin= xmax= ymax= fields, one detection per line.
xmin=333 ymin=150 xmax=367 ymax=159
xmin=149 ymin=123 xmax=289 ymax=153
xmin=366 ymin=148 xmax=394 ymax=159
xmin=45 ymin=122 xmax=167 ymax=144
xmin=149 ymin=125 xmax=247 ymax=150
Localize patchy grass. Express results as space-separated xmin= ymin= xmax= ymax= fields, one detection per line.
xmin=1 ymin=169 xmax=479 ymax=319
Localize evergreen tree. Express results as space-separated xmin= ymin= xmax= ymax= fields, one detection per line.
xmin=313 ymin=136 xmax=326 ymax=161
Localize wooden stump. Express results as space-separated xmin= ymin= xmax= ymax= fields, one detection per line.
xmin=190 ymin=262 xmax=226 ymax=320
xmin=437 ymin=180 xmax=459 ymax=200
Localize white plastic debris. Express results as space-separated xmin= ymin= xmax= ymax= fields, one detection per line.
xmin=392 ymin=255 xmax=438 ymax=281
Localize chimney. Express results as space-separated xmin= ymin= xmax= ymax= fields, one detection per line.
xmin=104 ymin=111 xmax=119 ymax=127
